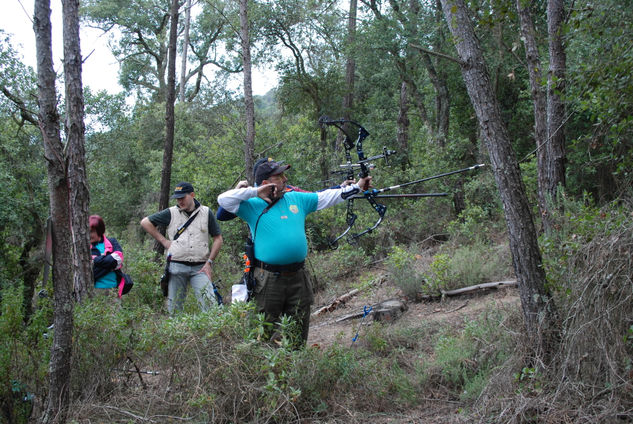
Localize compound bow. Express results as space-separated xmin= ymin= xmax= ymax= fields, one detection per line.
xmin=319 ymin=116 xmax=485 ymax=248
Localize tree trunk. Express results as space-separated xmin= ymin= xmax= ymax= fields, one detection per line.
xmin=35 ymin=0 xmax=75 ymax=421
xmin=516 ymin=0 xmax=550 ymax=232
xmin=433 ymin=0 xmax=450 ymax=142
xmin=179 ymin=0 xmax=192 ymax=102
xmin=397 ymin=81 xmax=410 ymax=169
xmin=155 ymin=0 xmax=180 ymax=255
xmin=546 ymin=0 xmax=566 ymax=201
xmin=240 ymin=0 xmax=255 ymax=183
xmin=63 ymin=0 xmax=92 ymax=303
xmin=338 ymin=0 xmax=357 ymax=152
xmin=439 ymin=0 xmax=558 ymax=361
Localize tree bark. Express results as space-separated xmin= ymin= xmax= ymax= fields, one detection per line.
xmin=546 ymin=0 xmax=566 ymax=201
xmin=179 ymin=0 xmax=192 ymax=102
xmin=397 ymin=81 xmax=410 ymax=169
xmin=240 ymin=0 xmax=255 ymax=183
xmin=516 ymin=0 xmax=550 ymax=232
xmin=63 ymin=0 xmax=92 ymax=303
xmin=338 ymin=0 xmax=357 ymax=152
xmin=155 ymin=0 xmax=180 ymax=255
xmin=439 ymin=0 xmax=558 ymax=360
xmin=35 ymin=0 xmax=75 ymax=421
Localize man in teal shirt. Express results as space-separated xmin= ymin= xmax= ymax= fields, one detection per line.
xmin=218 ymin=159 xmax=371 ymax=346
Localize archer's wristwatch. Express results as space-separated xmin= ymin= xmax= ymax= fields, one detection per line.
xmin=207 ymin=258 xmax=214 ymax=265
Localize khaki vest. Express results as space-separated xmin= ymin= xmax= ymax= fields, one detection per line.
xmin=166 ymin=205 xmax=210 ymax=262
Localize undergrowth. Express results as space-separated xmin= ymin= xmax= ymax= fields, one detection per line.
xmin=2 ymin=195 xmax=632 ymax=422
xmin=473 ymin=197 xmax=633 ymax=423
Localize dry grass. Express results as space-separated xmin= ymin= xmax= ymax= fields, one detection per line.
xmin=472 ymin=204 xmax=633 ymax=423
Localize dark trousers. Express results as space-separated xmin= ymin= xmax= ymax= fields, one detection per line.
xmin=252 ymin=266 xmax=314 ymax=345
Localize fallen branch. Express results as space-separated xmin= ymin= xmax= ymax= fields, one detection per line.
xmin=311 ymin=288 xmax=360 ymax=317
xmin=437 ymin=301 xmax=469 ymax=314
xmin=334 ymin=310 xmax=366 ymax=323
xmin=441 ymin=280 xmax=517 ymax=297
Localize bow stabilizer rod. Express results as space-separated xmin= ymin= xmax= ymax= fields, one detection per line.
xmin=367 ymin=163 xmax=485 ymax=196
xmin=351 ymin=192 xmax=448 ymax=199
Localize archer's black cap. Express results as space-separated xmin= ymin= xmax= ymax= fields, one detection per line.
xmin=254 ymin=158 xmax=291 ymax=185
xmin=171 ymin=182 xmax=194 ymax=199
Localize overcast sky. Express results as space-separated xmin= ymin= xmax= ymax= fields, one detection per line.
xmin=2 ymin=0 xmax=276 ymax=96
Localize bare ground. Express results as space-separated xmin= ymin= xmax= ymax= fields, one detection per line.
xmin=304 ymin=276 xmax=520 ymax=423
xmin=308 ymin=278 xmax=520 ymax=349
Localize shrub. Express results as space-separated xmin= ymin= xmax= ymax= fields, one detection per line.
xmin=0 ymin=283 xmax=50 ymax=423
xmin=444 ymin=242 xmax=512 ymax=290
xmin=385 ymin=245 xmax=424 ymax=299
xmin=425 ymin=308 xmax=513 ymax=402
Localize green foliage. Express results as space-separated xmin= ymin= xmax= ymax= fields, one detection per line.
xmin=385 ymin=245 xmax=424 ymax=299
xmin=0 ymin=283 xmax=51 ymax=422
xmin=309 ymin=243 xmax=371 ymax=294
xmin=116 ymin=244 xmax=166 ymax=309
xmin=427 ymin=310 xmax=513 ymax=401
xmin=61 ymin=299 xmax=426 ymax=421
xmin=424 ymin=253 xmax=451 ymax=295
xmin=443 ymin=243 xmax=512 ymax=289
xmin=565 ymin=0 xmax=633 ymax=199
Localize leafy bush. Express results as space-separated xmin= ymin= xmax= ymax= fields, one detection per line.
xmin=385 ymin=245 xmax=424 ymax=299
xmin=443 ymin=243 xmax=512 ymax=289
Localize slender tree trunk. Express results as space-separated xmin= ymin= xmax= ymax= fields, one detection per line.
xmin=397 ymin=81 xmax=410 ymax=169
xmin=433 ymin=0 xmax=450 ymax=142
xmin=439 ymin=0 xmax=558 ymax=361
xmin=240 ymin=0 xmax=255 ymax=183
xmin=408 ymin=79 xmax=432 ymax=131
xmin=63 ymin=0 xmax=92 ymax=302
xmin=516 ymin=0 xmax=551 ymax=232
xmin=179 ymin=0 xmax=192 ymax=102
xmin=35 ymin=0 xmax=74 ymax=421
xmin=546 ymin=0 xmax=566 ymax=200
xmin=338 ymin=0 xmax=357 ymax=152
xmin=155 ymin=0 xmax=180 ymax=255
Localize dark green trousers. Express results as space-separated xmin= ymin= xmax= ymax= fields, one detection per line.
xmin=253 ymin=266 xmax=314 ymax=345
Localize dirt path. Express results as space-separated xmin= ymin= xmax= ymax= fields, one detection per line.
xmin=308 ymin=281 xmax=520 ymax=348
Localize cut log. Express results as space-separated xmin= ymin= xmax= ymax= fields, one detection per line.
xmin=372 ymin=299 xmax=408 ymax=322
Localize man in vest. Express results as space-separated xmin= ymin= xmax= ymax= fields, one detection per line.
xmin=141 ymin=182 xmax=223 ymax=313
xmin=217 ymin=159 xmax=370 ymax=346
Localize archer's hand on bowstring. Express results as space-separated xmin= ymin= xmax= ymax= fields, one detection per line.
xmin=257 ymin=183 xmax=278 ymax=204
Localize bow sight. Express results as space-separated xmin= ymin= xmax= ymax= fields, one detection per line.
xmin=319 ymin=116 xmax=485 ymax=248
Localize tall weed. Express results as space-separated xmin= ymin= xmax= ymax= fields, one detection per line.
xmin=425 ymin=308 xmax=513 ymax=402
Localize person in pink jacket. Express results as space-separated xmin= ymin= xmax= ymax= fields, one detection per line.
xmin=90 ymin=215 xmax=125 ymax=296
